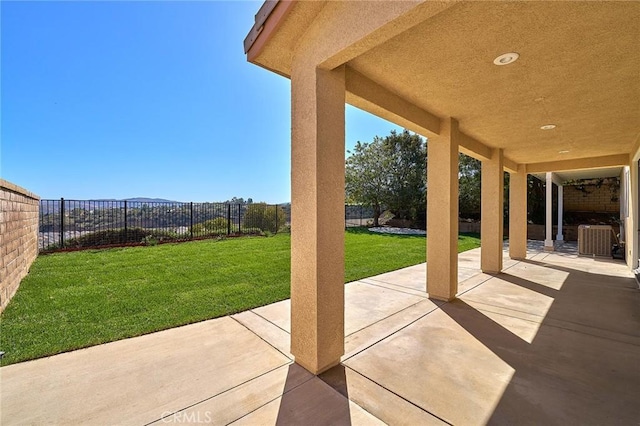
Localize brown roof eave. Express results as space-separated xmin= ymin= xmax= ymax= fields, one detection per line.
xmin=244 ymin=0 xmax=296 ymax=64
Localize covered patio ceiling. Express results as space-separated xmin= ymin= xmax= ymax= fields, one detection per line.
xmin=246 ymin=1 xmax=639 ymax=171
xmin=244 ymin=0 xmax=639 ymax=375
xmin=532 ymin=166 xmax=623 ymax=184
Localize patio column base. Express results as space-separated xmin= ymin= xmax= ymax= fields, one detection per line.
xmin=294 ymin=358 xmax=340 ymax=376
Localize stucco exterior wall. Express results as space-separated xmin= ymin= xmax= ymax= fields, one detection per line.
xmin=1 ymin=179 xmax=40 ymax=312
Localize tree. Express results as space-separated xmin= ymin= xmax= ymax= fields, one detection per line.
xmin=345 ymin=129 xmax=426 ymax=225
xmin=527 ymin=176 xmax=546 ymax=224
xmin=225 ymin=197 xmax=247 ymax=204
xmin=458 ymin=153 xmax=511 ymax=222
xmin=458 ymin=153 xmax=481 ymax=219
xmin=345 ymin=139 xmax=388 ymax=226
xmin=383 ymin=130 xmax=427 ymax=220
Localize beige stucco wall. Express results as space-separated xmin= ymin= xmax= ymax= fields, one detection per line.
xmin=626 ymin=154 xmax=639 ymax=270
xmin=0 ymin=179 xmax=40 ymax=312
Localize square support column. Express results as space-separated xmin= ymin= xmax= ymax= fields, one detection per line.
xmin=427 ymin=118 xmax=459 ymax=301
xmin=627 ymin=160 xmax=639 ymax=270
xmin=290 ymin=63 xmax=345 ymax=375
xmin=481 ymin=148 xmax=504 ymax=273
xmin=556 ymin=185 xmax=564 ymax=241
xmin=544 ymin=172 xmax=554 ymax=251
xmin=509 ymin=164 xmax=528 ymax=260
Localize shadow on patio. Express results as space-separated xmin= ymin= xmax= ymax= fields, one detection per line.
xmin=2 ymin=243 xmax=639 ymax=425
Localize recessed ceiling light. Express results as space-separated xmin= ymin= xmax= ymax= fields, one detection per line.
xmin=540 ymin=124 xmax=556 ymax=130
xmin=558 ymin=150 xmax=570 ymax=154
xmin=493 ymin=52 xmax=519 ymax=65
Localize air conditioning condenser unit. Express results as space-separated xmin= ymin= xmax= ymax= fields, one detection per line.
xmin=577 ymin=225 xmax=613 ymax=257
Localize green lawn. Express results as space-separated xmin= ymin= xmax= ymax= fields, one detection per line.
xmin=0 ymin=229 xmax=480 ymax=365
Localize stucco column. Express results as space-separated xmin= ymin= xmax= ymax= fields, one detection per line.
xmin=427 ymin=117 xmax=459 ymax=301
xmin=556 ymin=185 xmax=564 ymax=241
xmin=481 ymin=148 xmax=504 ymax=273
xmin=290 ymin=63 xmax=345 ymax=375
xmin=544 ymin=172 xmax=554 ymax=251
xmin=627 ymin=160 xmax=639 ymax=270
xmin=509 ymin=165 xmax=528 ymax=259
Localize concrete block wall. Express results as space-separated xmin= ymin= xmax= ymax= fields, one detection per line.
xmin=564 ymin=184 xmax=619 ymax=212
xmin=1 ymin=179 xmax=40 ymax=312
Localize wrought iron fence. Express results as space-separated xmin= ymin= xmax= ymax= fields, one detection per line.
xmin=38 ymin=199 xmax=382 ymax=252
xmin=39 ymin=199 xmax=290 ymax=252
xmin=345 ymin=204 xmax=378 ymax=228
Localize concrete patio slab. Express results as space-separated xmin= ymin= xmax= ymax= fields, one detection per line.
xmin=320 ymin=365 xmax=448 ymax=425
xmin=2 ymin=241 xmax=639 ymax=425
xmin=232 ymin=310 xmax=292 ymax=357
xmin=343 ymin=297 xmax=440 ymax=359
xmin=343 ymin=246 xmax=640 ymax=425
xmin=344 ymin=306 xmax=517 ymax=425
xmin=229 ymin=373 xmax=385 ymax=425
xmin=152 ymin=363 xmax=313 ymax=425
xmin=251 ymin=299 xmax=290 ymax=332
xmin=1 ymin=317 xmax=290 ymax=425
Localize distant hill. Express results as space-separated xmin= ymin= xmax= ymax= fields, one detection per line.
xmin=123 ymin=197 xmax=179 ymax=203
xmin=40 ymin=197 xmax=181 ymax=214
xmin=39 ymin=197 xmax=289 ymax=214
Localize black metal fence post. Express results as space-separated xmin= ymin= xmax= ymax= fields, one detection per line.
xmin=345 ymin=205 xmax=347 ymax=229
xmin=60 ymin=197 xmax=65 ymax=248
xmin=39 ymin=199 xmax=301 ymax=252
xmin=190 ymin=202 xmax=194 ymax=240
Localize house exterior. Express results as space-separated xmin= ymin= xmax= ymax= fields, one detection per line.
xmin=244 ymin=1 xmax=639 ymax=375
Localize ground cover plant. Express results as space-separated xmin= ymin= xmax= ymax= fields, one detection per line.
xmin=0 ymin=229 xmax=481 ymax=365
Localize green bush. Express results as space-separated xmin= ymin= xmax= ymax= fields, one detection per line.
xmin=191 ymin=217 xmax=229 ymax=237
xmin=63 ymin=228 xmax=182 ymax=248
xmin=242 ymin=203 xmax=286 ymax=233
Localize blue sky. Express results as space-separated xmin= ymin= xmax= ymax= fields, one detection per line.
xmin=1 ymin=1 xmax=401 ymax=203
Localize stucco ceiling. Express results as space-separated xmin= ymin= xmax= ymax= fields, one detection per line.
xmin=248 ymin=1 xmax=639 ymax=169
xmin=347 ymin=2 xmax=639 ymax=166
xmin=533 ymin=167 xmax=623 ymax=184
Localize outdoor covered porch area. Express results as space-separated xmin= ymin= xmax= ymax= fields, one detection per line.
xmin=2 ymin=243 xmax=639 ymax=424
xmin=244 ymin=0 xmax=640 ymax=377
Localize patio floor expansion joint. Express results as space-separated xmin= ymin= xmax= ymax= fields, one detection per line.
xmin=250 ymin=309 xmax=290 ymax=334
xmin=342 ymin=301 xmax=442 ymax=362
xmin=456 ymin=259 xmax=522 ymax=297
xmin=358 ymin=278 xmax=429 ymax=297
xmin=344 ymin=298 xmax=434 ymax=338
xmin=342 ymin=364 xmax=454 ymax=425
xmin=142 ymin=361 xmax=293 ymax=426
xmin=540 ymin=321 xmax=640 ymax=346
xmin=223 ymin=366 xmax=315 ymax=425
xmin=230 ymin=316 xmax=292 ymax=360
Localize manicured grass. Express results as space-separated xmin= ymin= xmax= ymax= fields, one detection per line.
xmin=0 ymin=229 xmax=480 ymax=365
